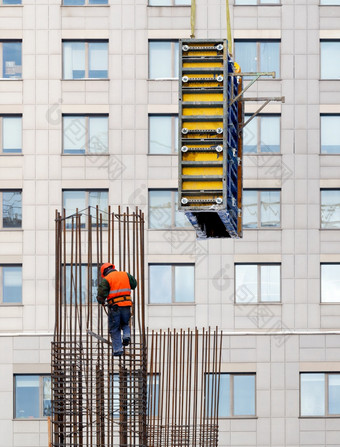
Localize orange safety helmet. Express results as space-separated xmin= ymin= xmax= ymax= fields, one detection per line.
xmin=100 ymin=263 xmax=115 ymax=278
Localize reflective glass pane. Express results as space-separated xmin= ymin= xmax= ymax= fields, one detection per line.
xmin=3 ymin=42 xmax=21 ymax=79
xmin=235 ymin=0 xmax=257 ymax=4
xmin=329 ymin=374 xmax=340 ymax=415
xmin=149 ymin=116 xmax=172 ymax=154
xmin=261 ymin=0 xmax=280 ymax=3
xmin=89 ymin=0 xmax=108 ymax=4
xmin=63 ymin=42 xmax=85 ymax=79
xmin=89 ymin=42 xmax=108 ymax=78
xmin=89 ymin=116 xmax=108 ymax=153
xmin=321 ymin=264 xmax=340 ymax=303
xmin=3 ymin=266 xmax=22 ymax=303
xmin=301 ymin=373 xmax=325 ymax=416
xmin=243 ymin=190 xmax=258 ymax=228
xmin=63 ymin=190 xmax=86 ymax=228
xmin=260 ymin=41 xmax=280 ymax=77
xmin=147 ymin=375 xmax=159 ymax=416
xmin=3 ymin=0 xmax=22 ymax=4
xmin=63 ymin=116 xmax=86 ymax=154
xmin=261 ymin=116 xmax=280 ymax=153
xmin=149 ymin=41 xmax=172 ymax=78
xmin=3 ymin=117 xmax=22 ymax=153
xmin=243 ymin=116 xmax=257 ymax=153
xmin=173 ymin=42 xmax=179 ymax=78
xmin=2 ymin=190 xmax=22 ymax=228
xmin=206 ymin=374 xmax=230 ymax=417
xmin=175 ymin=0 xmax=191 ymax=4
xmin=65 ymin=265 xmax=87 ymax=304
xmin=175 ymin=265 xmax=194 ymax=302
xmin=234 ymin=41 xmax=257 ymax=74
xmin=261 ymin=190 xmax=280 ymax=227
xmin=260 ymin=265 xmax=280 ymax=302
xmin=43 ymin=377 xmax=51 ymax=417
xmin=321 ymin=190 xmax=340 ymax=229
xmin=174 ymin=116 xmax=179 ymax=152
xmin=149 ymin=265 xmax=172 ymax=303
xmin=149 ymin=0 xmax=171 ymax=4
xmin=235 ymin=264 xmax=257 ymax=303
xmin=15 ymin=376 xmax=40 ymax=419
xmin=174 ymin=192 xmax=191 ymax=228
xmin=63 ymin=0 xmax=85 ymax=4
xmin=321 ymin=116 xmax=340 ymax=154
xmin=321 ymin=42 xmax=340 ymax=79
xmin=149 ymin=190 xmax=172 ymax=229
xmin=320 ymin=0 xmax=340 ymax=3
xmin=89 ymin=190 xmax=108 ymax=226
xmin=233 ymin=375 xmax=256 ymax=416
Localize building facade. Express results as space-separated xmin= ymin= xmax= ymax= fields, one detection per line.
xmin=1 ymin=0 xmax=340 ymax=445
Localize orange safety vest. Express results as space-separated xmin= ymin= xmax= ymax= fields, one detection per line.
xmin=106 ymin=271 xmax=132 ymax=307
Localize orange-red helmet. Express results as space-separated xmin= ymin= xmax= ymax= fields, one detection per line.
xmin=100 ymin=263 xmax=115 ymax=278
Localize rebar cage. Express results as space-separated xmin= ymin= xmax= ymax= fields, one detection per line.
xmin=52 ymin=206 xmax=223 ymax=447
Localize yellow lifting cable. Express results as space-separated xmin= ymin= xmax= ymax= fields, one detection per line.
xmin=191 ymin=0 xmax=196 ymax=38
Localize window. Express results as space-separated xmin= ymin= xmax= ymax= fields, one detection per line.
xmin=321 ymin=41 xmax=340 ymax=79
xmin=2 ymin=0 xmax=22 ymax=5
xmin=300 ymin=373 xmax=340 ymax=417
xmin=149 ymin=0 xmax=191 ymax=4
xmin=149 ymin=41 xmax=179 ymax=79
xmin=149 ymin=264 xmax=194 ymax=303
xmin=320 ymin=0 xmax=340 ymax=5
xmin=321 ymin=264 xmax=340 ymax=302
xmin=63 ymin=115 xmax=108 ymax=154
xmin=321 ymin=115 xmax=340 ymax=154
xmin=234 ymin=40 xmax=280 ymax=77
xmin=63 ymin=41 xmax=108 ymax=79
xmin=149 ymin=115 xmax=178 ymax=154
xmin=321 ymin=190 xmax=340 ymax=229
xmin=1 ymin=116 xmax=22 ymax=153
xmin=63 ymin=0 xmax=107 ymax=4
xmin=243 ymin=190 xmax=280 ymax=228
xmin=1 ymin=190 xmax=22 ymax=228
xmin=206 ymin=373 xmax=256 ymax=418
xmin=0 ymin=265 xmax=22 ymax=304
xmin=14 ymin=375 xmax=51 ymax=419
xmin=0 ymin=41 xmax=21 ymax=79
xmin=62 ymin=190 xmax=108 ymax=228
xmin=64 ymin=264 xmax=98 ymax=304
xmin=235 ymin=0 xmax=280 ymax=3
xmin=149 ymin=190 xmax=190 ymax=229
xmin=235 ymin=264 xmax=281 ymax=303
xmin=244 ymin=115 xmax=280 ymax=153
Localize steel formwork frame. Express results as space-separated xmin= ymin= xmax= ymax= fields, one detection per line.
xmin=52 ymin=206 xmax=223 ymax=447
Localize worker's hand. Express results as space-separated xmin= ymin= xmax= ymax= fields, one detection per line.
xmin=97 ymin=296 xmax=106 ymax=305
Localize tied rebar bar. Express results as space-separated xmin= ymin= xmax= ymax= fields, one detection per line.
xmin=52 ymin=206 xmax=223 ymax=447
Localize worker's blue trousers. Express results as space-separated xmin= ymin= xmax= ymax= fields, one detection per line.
xmin=108 ymin=306 xmax=131 ymax=354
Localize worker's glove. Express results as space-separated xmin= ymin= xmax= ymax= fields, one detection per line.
xmin=97 ymin=296 xmax=106 ymax=305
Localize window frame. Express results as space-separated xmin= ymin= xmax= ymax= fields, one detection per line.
xmin=62 ymin=114 xmax=109 ymax=155
xmin=62 ymin=189 xmax=109 ymax=228
xmin=205 ymin=373 xmax=257 ymax=419
xmin=320 ymin=0 xmax=340 ymax=5
xmin=320 ymin=40 xmax=340 ymax=80
xmin=243 ymin=114 xmax=281 ymax=154
xmin=148 ymin=0 xmax=191 ymax=5
xmin=0 ymin=114 xmax=22 ymax=154
xmin=234 ymin=263 xmax=282 ymax=304
xmin=148 ymin=263 xmax=195 ymax=304
xmin=320 ymin=263 xmax=340 ymax=303
xmin=320 ymin=189 xmax=340 ymax=229
xmin=148 ymin=189 xmax=190 ymax=230
xmin=148 ymin=114 xmax=178 ymax=155
xmin=0 ymin=189 xmax=22 ymax=230
xmin=148 ymin=40 xmax=179 ymax=80
xmin=243 ymin=189 xmax=281 ymax=229
xmin=0 ymin=264 xmax=22 ymax=305
xmin=14 ymin=374 xmax=51 ymax=420
xmin=235 ymin=0 xmax=280 ymax=4
xmin=0 ymin=40 xmax=22 ymax=79
xmin=234 ymin=39 xmax=281 ymax=78
xmin=62 ymin=40 xmax=109 ymax=80
xmin=62 ymin=0 xmax=108 ymax=5
xmin=300 ymin=372 xmax=340 ymax=418
xmin=320 ymin=114 xmax=340 ymax=154
xmin=1 ymin=0 xmax=22 ymax=4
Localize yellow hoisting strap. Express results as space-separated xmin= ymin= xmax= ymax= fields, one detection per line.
xmin=226 ymin=0 xmax=233 ymax=55
xmin=191 ymin=0 xmax=196 ymax=38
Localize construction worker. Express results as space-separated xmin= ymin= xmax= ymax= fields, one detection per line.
xmin=97 ymin=263 xmax=137 ymax=356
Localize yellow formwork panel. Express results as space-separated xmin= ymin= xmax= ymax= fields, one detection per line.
xmin=183 ymin=167 xmax=223 ymax=176
xmin=182 ymin=181 xmax=223 ymax=190
xmin=183 ymin=93 xmax=223 ymax=102
xmin=183 ymin=153 xmax=223 ymax=162
xmin=182 ymin=121 xmax=223 ymax=130
xmin=183 ymin=108 xmax=223 ymax=116
xmin=186 ymin=51 xmax=219 ymax=57
xmin=183 ymin=62 xmax=223 ymax=68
